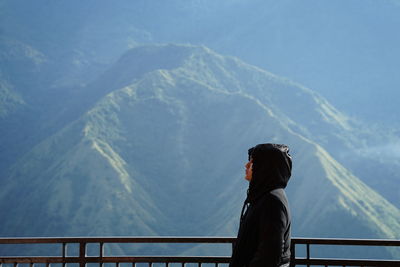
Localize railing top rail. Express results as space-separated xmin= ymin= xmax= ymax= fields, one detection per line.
xmin=0 ymin=236 xmax=236 ymax=244
xmin=0 ymin=256 xmax=232 ymax=264
xmin=295 ymin=258 xmax=400 ymax=266
xmin=292 ymin=237 xmax=400 ymax=246
xmin=1 ymin=236 xmax=399 ymax=246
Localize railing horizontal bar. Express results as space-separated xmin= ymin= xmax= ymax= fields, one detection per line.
xmin=0 ymin=237 xmax=236 ymax=244
xmin=295 ymin=258 xmax=400 ymax=266
xmin=0 ymin=257 xmax=65 ymax=264
xmin=90 ymin=256 xmax=231 ymax=263
xmin=0 ymin=256 xmax=231 ymax=264
xmin=1 ymin=237 xmax=399 ymax=246
xmin=292 ymin=237 xmax=400 ymax=246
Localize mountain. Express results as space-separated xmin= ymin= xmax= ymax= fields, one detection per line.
xmin=0 ymin=44 xmax=399 ymax=258
xmin=2 ymin=0 xmax=399 ymax=209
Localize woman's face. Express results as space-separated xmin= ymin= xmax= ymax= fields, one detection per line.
xmin=245 ymin=158 xmax=253 ymax=181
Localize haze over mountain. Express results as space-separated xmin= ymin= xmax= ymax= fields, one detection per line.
xmin=3 ymin=0 xmax=399 ymax=124
xmin=1 ymin=0 xmax=400 ymax=259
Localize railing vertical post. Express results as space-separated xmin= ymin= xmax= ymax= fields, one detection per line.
xmin=100 ymin=242 xmax=104 ymax=267
xmin=289 ymin=239 xmax=295 ymax=267
xmin=306 ymin=243 xmax=310 ymax=267
xmin=79 ymin=242 xmax=86 ymax=267
xmin=62 ymin=243 xmax=66 ymax=267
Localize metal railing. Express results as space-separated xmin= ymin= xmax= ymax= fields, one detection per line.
xmin=0 ymin=237 xmax=399 ymax=267
xmin=291 ymin=238 xmax=400 ymax=266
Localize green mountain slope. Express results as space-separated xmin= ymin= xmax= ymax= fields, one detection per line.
xmin=1 ymin=44 xmax=399 ymax=258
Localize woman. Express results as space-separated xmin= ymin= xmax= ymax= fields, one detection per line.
xmin=230 ymin=143 xmax=292 ymax=267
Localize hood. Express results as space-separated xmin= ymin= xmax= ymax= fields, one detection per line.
xmin=247 ymin=143 xmax=292 ymax=203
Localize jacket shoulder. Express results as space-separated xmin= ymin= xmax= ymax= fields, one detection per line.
xmin=259 ymin=189 xmax=290 ymax=216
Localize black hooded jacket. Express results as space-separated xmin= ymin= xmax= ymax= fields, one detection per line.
xmin=230 ymin=144 xmax=292 ymax=267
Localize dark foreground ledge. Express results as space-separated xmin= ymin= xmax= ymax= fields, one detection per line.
xmin=0 ymin=237 xmax=399 ymax=267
